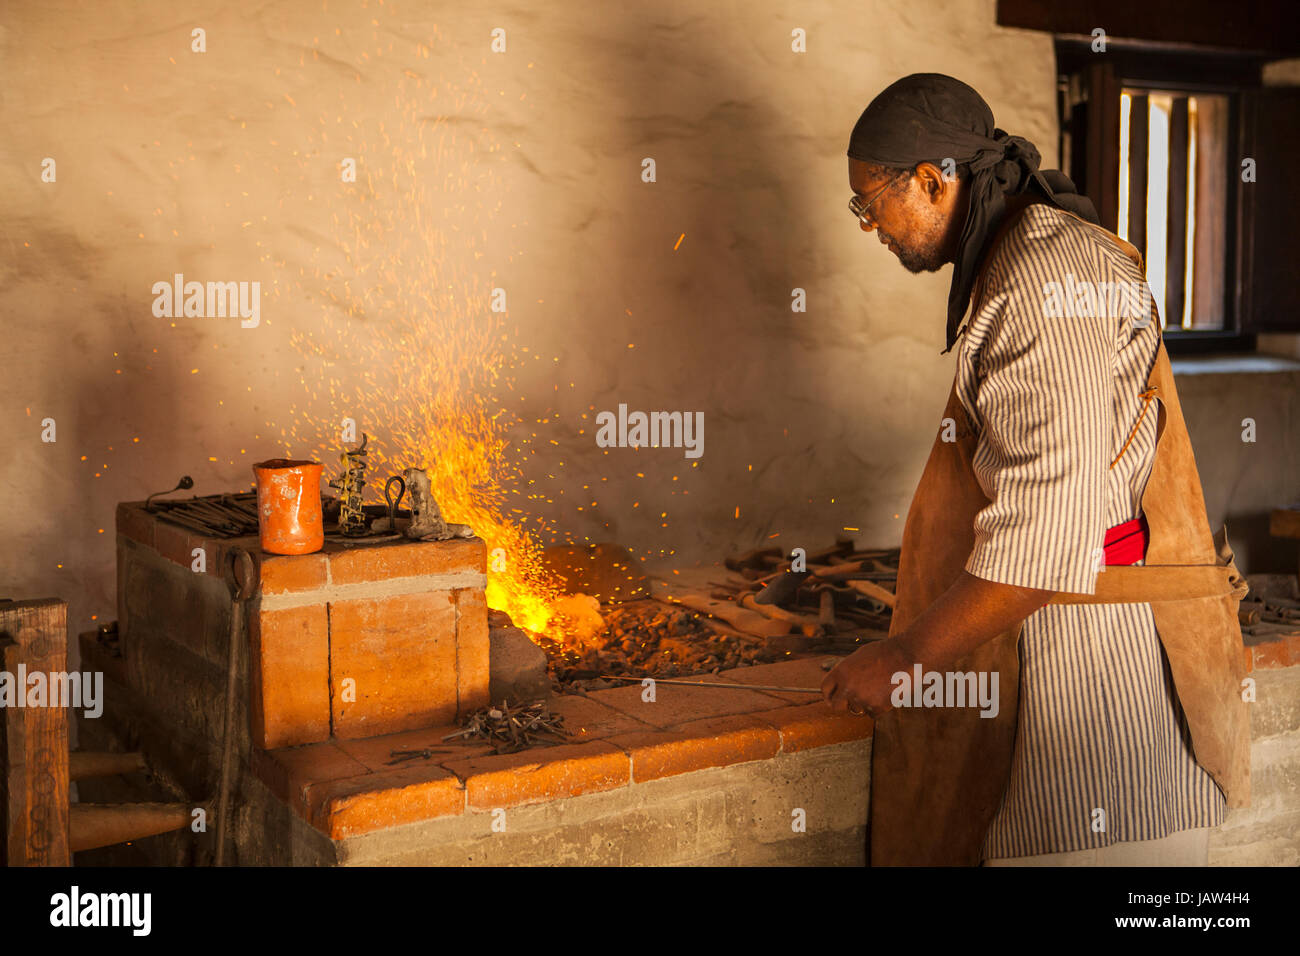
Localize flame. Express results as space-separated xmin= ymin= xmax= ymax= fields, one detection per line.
xmin=266 ymin=26 xmax=571 ymax=639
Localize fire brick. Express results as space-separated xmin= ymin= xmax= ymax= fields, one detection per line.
xmin=444 ymin=740 xmax=631 ymax=810
xmin=609 ymin=714 xmax=782 ymax=783
xmin=309 ymin=765 xmax=466 ymax=839
xmin=455 ymin=588 xmax=491 ymax=713
xmin=118 ymin=502 xmax=491 ymax=754
xmin=753 ymin=702 xmax=875 ymax=753
xmin=260 ymin=553 xmax=329 ymax=595
xmin=248 ymin=605 xmax=332 ymax=749
xmin=328 ymin=591 xmax=460 ymax=739
xmin=328 ymin=537 xmax=485 ymax=585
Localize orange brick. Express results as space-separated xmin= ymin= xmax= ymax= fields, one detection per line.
xmin=260 ymin=553 xmax=328 ymax=595
xmin=753 ymin=701 xmax=874 ymax=753
xmin=335 ymin=724 xmax=495 ymax=771
xmin=549 ymin=695 xmax=656 ymax=741
xmin=609 ymin=714 xmax=780 ymax=783
xmin=153 ymin=519 xmax=198 ymax=568
xmin=455 ymin=588 xmax=491 ymax=714
xmin=309 ymin=765 xmax=465 ymax=839
xmin=249 ymin=605 xmax=332 ymax=749
xmin=1287 ymin=633 xmax=1300 ymax=667
xmin=444 ymin=741 xmax=629 ymax=809
xmin=1253 ymin=638 xmax=1293 ymax=670
xmin=587 ymin=680 xmax=788 ymax=729
xmin=250 ymin=740 xmax=369 ymax=816
xmin=328 ymin=537 xmax=485 ymax=586
xmin=116 ymin=502 xmax=155 ymax=549
xmin=717 ymin=657 xmax=834 ymax=704
xmin=328 ymin=591 xmax=459 ymax=738
xmin=1242 ymin=645 xmax=1254 ymax=673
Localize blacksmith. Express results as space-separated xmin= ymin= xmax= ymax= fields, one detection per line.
xmin=822 ymin=73 xmax=1251 ymax=866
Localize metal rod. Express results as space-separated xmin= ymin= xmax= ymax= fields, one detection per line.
xmin=155 ymin=512 xmax=221 ymax=536
xmin=600 ymin=675 xmax=822 ymax=694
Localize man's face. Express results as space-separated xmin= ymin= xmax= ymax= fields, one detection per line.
xmin=848 ymin=158 xmax=963 ymax=274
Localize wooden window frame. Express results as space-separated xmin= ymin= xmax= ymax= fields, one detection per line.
xmin=1055 ymin=39 xmax=1268 ymax=354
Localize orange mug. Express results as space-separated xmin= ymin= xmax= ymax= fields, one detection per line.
xmin=253 ymin=459 xmax=324 ymax=555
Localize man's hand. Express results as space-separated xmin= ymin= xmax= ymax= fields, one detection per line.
xmin=821 ymin=639 xmax=915 ymax=718
xmin=822 ymin=572 xmax=1057 ymax=718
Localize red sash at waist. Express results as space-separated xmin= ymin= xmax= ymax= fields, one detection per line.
xmin=1104 ymin=515 xmax=1149 ymax=566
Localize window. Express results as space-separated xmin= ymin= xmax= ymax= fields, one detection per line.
xmin=1053 ymin=40 xmax=1279 ymax=351
xmin=999 ymin=0 xmax=1300 ymax=350
xmin=1118 ymin=89 xmax=1231 ymax=331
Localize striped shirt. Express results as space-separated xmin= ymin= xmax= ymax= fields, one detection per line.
xmin=952 ymin=203 xmax=1226 ymax=859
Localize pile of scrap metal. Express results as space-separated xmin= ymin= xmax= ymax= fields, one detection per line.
xmin=143 ymin=475 xmax=260 ymax=540
xmin=439 ymin=699 xmax=572 ymax=755
xmin=651 ymin=539 xmax=900 ymax=653
xmin=1238 ymin=592 xmax=1300 ymax=639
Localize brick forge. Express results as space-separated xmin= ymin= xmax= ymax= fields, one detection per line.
xmin=115 ymin=500 xmax=491 ymax=751
xmin=254 ymin=538 xmax=490 ymax=746
xmin=235 ymin=629 xmax=1300 ymax=866
xmin=246 ymin=656 xmax=875 ymax=845
xmin=94 ymin=502 xmax=1300 ymax=864
xmin=105 ymin=500 xmax=880 ymax=864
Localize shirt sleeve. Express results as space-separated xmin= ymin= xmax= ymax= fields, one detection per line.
xmin=961 ymin=266 xmax=1117 ymax=595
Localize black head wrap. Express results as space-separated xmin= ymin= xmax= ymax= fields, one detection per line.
xmin=847 ymin=73 xmax=1099 ymax=353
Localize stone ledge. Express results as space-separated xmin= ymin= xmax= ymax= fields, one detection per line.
xmin=250 ymin=656 xmax=873 ymax=839
xmin=248 ymin=648 xmax=1296 ymax=855
xmin=1243 ymin=630 xmax=1300 ymax=670
xmin=333 ymin=739 xmax=873 ymax=867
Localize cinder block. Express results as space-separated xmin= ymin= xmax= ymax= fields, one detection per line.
xmin=121 ymin=542 xmax=231 ymax=666
xmin=115 ymin=502 xmax=155 ymax=550
xmin=1251 ymin=667 xmax=1300 ymax=738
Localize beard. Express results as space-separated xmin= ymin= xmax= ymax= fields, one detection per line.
xmin=877 ymin=201 xmax=953 ymax=273
xmin=893 ymin=241 xmax=945 ymax=274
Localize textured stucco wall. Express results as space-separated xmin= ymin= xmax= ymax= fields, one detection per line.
xmin=1171 ymin=361 xmax=1300 ymax=574
xmin=1 ymin=1 xmax=1075 ymax=632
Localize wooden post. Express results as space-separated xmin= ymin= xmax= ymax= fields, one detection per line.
xmin=1165 ymin=96 xmax=1190 ymax=328
xmin=1127 ymin=93 xmax=1149 ymax=259
xmin=0 ymin=599 xmax=71 ymax=866
xmin=1084 ymin=61 xmax=1121 ymax=235
xmin=68 ymin=803 xmax=193 ymax=853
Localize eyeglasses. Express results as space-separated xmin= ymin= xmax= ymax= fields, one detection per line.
xmin=848 ymin=169 xmax=910 ymax=228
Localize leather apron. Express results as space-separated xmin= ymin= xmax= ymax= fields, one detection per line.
xmin=868 ymin=211 xmax=1252 ymax=866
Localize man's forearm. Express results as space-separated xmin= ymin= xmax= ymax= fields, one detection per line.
xmin=890 ymin=571 xmax=1056 ymax=671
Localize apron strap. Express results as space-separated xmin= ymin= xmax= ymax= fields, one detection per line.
xmin=1049 ymin=563 xmax=1248 ymax=605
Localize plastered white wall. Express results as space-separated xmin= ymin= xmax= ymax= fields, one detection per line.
xmin=2 ymin=1 xmax=1075 ymax=631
